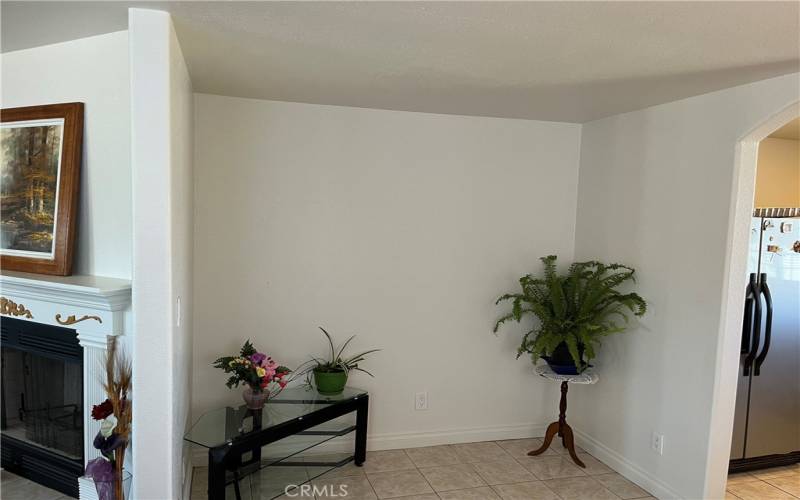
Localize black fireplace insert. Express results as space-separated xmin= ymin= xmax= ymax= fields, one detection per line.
xmin=1 ymin=316 xmax=83 ymax=498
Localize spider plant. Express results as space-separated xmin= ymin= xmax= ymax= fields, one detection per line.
xmin=302 ymin=327 xmax=380 ymax=376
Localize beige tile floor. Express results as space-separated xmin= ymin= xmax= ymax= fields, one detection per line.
xmin=726 ymin=464 xmax=800 ymax=500
xmin=0 ymin=469 xmax=71 ymax=500
xmin=190 ymin=439 xmax=658 ymax=500
xmin=190 ymin=444 xmax=800 ymax=500
xmin=1 ymin=447 xmax=797 ymax=499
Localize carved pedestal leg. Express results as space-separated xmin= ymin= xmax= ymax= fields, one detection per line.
xmin=528 ymin=421 xmax=559 ymax=456
xmin=560 ymin=422 xmax=585 ymax=467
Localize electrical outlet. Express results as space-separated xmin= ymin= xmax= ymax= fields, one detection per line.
xmin=651 ymin=432 xmax=664 ymax=455
xmin=415 ymin=392 xmax=428 ymax=410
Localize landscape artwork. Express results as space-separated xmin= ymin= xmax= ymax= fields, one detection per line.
xmin=0 ymin=103 xmax=82 ymax=275
xmin=1 ymin=119 xmax=65 ymax=258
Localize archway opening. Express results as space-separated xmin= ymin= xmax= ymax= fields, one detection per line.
xmin=706 ymin=102 xmax=800 ymax=498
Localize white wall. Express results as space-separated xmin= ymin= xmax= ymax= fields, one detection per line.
xmin=130 ymin=9 xmax=194 ymax=500
xmin=1 ymin=32 xmax=132 ymax=279
xmin=571 ymin=73 xmax=800 ymax=500
xmin=170 ymin=21 xmax=195 ymax=500
xmin=193 ymin=94 xmax=581 ymax=448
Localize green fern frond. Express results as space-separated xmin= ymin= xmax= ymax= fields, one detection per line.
xmin=493 ymin=255 xmax=647 ymax=367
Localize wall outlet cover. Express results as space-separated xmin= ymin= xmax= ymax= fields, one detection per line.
xmin=415 ymin=392 xmax=428 ymax=410
xmin=651 ymin=432 xmax=664 ymax=455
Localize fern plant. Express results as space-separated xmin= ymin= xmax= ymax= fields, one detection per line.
xmin=494 ymin=255 xmax=647 ymax=369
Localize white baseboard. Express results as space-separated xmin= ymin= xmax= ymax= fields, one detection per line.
xmin=573 ymin=428 xmax=682 ymax=500
xmin=367 ymin=422 xmax=548 ymax=451
xmin=191 ymin=422 xmax=547 ymax=466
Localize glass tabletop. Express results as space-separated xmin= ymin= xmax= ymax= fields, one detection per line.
xmin=184 ymin=386 xmax=367 ymax=449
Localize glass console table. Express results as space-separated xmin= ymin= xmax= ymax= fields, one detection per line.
xmin=185 ymin=387 xmax=369 ymax=499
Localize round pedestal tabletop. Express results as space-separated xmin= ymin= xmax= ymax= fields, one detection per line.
xmin=534 ymin=364 xmax=599 ymax=385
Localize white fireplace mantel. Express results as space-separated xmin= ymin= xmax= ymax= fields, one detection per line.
xmin=0 ymin=270 xmax=132 ymax=500
xmin=0 ymin=270 xmax=131 ymax=343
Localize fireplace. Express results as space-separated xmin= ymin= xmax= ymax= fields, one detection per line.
xmin=1 ymin=317 xmax=84 ymax=497
xmin=0 ymin=271 xmax=131 ymax=499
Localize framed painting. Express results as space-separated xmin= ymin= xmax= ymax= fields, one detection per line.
xmin=1 ymin=103 xmax=83 ymax=275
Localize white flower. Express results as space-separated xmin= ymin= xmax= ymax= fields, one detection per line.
xmin=100 ymin=414 xmax=118 ymax=437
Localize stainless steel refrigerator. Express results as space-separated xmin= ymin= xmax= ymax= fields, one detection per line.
xmin=730 ymin=209 xmax=800 ymax=471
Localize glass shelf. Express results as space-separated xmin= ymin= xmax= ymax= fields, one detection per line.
xmin=258 ymin=417 xmax=356 ymax=469
xmin=225 ymin=452 xmax=356 ymax=500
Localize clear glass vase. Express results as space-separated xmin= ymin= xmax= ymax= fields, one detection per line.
xmin=242 ymin=385 xmax=268 ymax=409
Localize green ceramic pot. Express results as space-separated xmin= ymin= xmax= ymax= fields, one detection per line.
xmin=313 ymin=368 xmax=348 ymax=394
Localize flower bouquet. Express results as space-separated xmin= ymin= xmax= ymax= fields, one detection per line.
xmin=213 ymin=340 xmax=291 ymax=409
xmin=84 ymin=337 xmax=132 ymax=500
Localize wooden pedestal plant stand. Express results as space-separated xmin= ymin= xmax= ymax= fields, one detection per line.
xmin=492 ymin=257 xmax=645 ymax=469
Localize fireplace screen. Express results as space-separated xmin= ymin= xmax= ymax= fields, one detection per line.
xmin=1 ymin=317 xmax=84 ymax=463
xmin=1 ymin=346 xmax=83 ymax=459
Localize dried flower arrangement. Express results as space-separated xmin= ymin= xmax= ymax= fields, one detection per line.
xmin=84 ymin=337 xmax=132 ymax=500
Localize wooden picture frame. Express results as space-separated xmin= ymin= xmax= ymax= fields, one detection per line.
xmin=1 ymin=103 xmax=83 ymax=275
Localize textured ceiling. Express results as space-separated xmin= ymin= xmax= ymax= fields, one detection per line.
xmin=2 ymin=1 xmax=799 ymax=123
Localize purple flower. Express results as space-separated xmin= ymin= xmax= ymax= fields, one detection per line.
xmin=250 ymin=352 xmax=267 ymax=365
xmin=85 ymin=457 xmax=114 ymax=480
xmin=85 ymin=457 xmax=115 ymax=500
xmin=93 ymin=430 xmax=126 ymax=461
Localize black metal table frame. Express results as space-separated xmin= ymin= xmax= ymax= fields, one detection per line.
xmin=207 ymin=393 xmax=369 ymax=499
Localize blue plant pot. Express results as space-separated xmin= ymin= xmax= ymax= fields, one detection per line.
xmin=542 ymin=341 xmax=587 ymax=374
xmin=542 ymin=358 xmax=584 ymax=375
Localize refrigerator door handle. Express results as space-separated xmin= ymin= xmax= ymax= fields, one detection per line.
xmin=743 ymin=274 xmax=762 ymax=377
xmin=741 ymin=274 xmax=756 ymax=355
xmin=753 ymin=274 xmax=773 ymax=376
